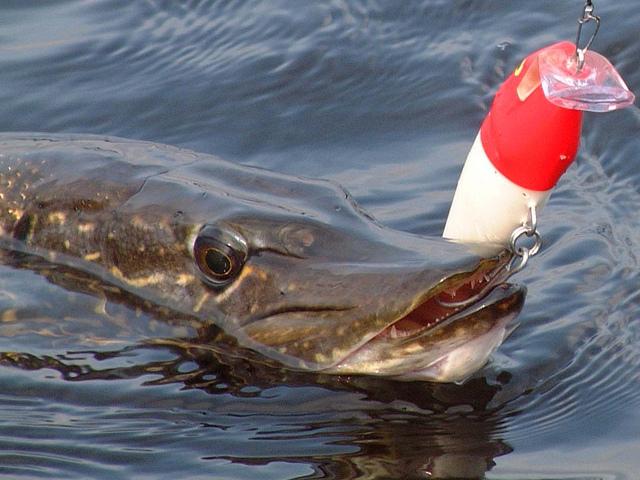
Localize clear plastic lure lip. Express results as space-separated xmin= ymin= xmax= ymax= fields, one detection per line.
xmin=538 ymin=46 xmax=636 ymax=112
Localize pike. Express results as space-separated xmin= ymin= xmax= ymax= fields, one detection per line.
xmin=0 ymin=134 xmax=523 ymax=382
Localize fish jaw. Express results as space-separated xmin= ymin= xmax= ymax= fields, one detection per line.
xmin=326 ymin=284 xmax=526 ymax=382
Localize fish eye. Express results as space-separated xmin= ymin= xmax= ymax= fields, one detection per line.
xmin=193 ymin=226 xmax=247 ymax=287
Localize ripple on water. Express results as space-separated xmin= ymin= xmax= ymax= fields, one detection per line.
xmin=0 ymin=1 xmax=639 ymax=479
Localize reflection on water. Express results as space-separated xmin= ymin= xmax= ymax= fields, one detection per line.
xmin=0 ymin=0 xmax=639 ymax=479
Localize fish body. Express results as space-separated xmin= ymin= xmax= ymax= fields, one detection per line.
xmin=0 ymin=133 xmax=524 ymax=382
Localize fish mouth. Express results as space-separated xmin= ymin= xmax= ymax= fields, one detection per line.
xmin=328 ymin=256 xmax=526 ymax=382
xmin=381 ymin=256 xmax=511 ymax=341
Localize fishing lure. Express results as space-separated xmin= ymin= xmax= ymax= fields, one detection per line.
xmin=444 ymin=0 xmax=635 ymax=270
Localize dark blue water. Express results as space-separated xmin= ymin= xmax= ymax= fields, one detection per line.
xmin=0 ymin=1 xmax=638 ymax=478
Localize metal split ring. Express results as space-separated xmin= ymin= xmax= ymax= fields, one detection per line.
xmin=509 ymin=225 xmax=542 ymax=258
xmin=506 ymin=206 xmax=542 ymax=275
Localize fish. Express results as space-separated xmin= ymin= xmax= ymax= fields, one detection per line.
xmin=0 ymin=133 xmax=525 ymax=382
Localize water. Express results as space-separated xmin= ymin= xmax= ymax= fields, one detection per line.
xmin=0 ymin=1 xmax=638 ymax=478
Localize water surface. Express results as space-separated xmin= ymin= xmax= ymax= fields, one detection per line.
xmin=0 ymin=1 xmax=638 ymax=479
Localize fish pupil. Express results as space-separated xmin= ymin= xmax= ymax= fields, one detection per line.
xmin=205 ymin=248 xmax=232 ymax=277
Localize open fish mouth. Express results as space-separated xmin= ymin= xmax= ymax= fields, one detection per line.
xmin=326 ymin=258 xmax=526 ymax=382
xmin=382 ymin=258 xmax=509 ymax=341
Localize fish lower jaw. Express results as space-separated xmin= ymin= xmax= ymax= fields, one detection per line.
xmin=329 ymin=309 xmax=518 ymax=383
xmin=391 ymin=317 xmax=514 ymax=382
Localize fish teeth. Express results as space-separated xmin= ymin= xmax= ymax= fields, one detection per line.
xmin=390 ymin=325 xmax=398 ymax=339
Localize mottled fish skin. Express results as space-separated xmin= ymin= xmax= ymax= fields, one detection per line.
xmin=0 ymin=133 xmax=524 ymax=380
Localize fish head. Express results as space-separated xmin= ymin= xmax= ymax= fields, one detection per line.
xmin=1 ymin=135 xmax=525 ymax=382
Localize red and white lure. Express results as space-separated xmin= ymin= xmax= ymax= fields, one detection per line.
xmin=444 ymin=1 xmax=635 ymax=266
